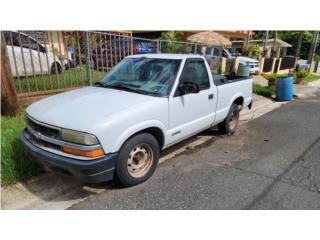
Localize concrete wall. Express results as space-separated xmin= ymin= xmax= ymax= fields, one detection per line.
xmin=46 ymin=31 xmax=66 ymax=57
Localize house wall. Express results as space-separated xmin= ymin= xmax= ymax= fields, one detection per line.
xmin=46 ymin=31 xmax=66 ymax=57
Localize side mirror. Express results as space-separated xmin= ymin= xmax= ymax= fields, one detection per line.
xmin=178 ymin=81 xmax=200 ymax=96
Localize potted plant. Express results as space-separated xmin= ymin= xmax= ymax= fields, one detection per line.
xmin=294 ymin=69 xmax=309 ymax=84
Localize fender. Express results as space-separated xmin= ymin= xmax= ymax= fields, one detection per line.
xmin=111 ymin=120 xmax=168 ymax=152
xmin=228 ymin=93 xmax=244 ymax=109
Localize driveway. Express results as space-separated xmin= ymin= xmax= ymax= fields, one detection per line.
xmin=70 ymin=92 xmax=320 ymax=210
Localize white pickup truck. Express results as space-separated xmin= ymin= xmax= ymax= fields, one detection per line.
xmin=21 ymin=54 xmax=252 ymax=186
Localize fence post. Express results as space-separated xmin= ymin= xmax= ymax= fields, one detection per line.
xmin=159 ymin=40 xmax=162 ymax=53
xmin=271 ymin=58 xmax=277 ymax=73
xmin=1 ymin=36 xmax=19 ymax=116
xmin=85 ymin=31 xmax=93 ymax=85
xmin=232 ymin=57 xmax=240 ymax=74
xmin=220 ymin=57 xmax=227 ymax=75
xmin=156 ymin=39 xmax=160 ymax=53
xmin=259 ymin=57 xmax=265 ymax=74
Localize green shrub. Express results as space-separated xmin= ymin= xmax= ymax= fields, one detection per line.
xmin=159 ymin=31 xmax=184 ymax=53
xmin=263 ymin=73 xmax=289 ymax=87
xmin=294 ymin=69 xmax=309 ymax=78
xmin=243 ymin=43 xmax=261 ymax=59
xmin=314 ymin=53 xmax=320 ymax=63
xmin=264 ymin=73 xmax=278 ymax=86
xmin=253 ymin=84 xmax=275 ymax=98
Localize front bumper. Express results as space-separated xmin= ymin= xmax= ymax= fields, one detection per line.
xmin=249 ymin=67 xmax=260 ymax=74
xmin=20 ymin=131 xmax=118 ymax=183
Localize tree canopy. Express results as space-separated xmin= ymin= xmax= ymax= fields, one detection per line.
xmin=252 ymin=31 xmax=319 ymax=59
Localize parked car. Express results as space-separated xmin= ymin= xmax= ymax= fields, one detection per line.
xmin=222 ymin=48 xmax=260 ymax=74
xmin=3 ymin=31 xmax=63 ymax=77
xmin=91 ymin=37 xmax=157 ymax=70
xmin=20 ymin=54 xmax=252 ymax=186
xmin=203 ymin=46 xmax=222 ymax=74
xmin=205 ymin=46 xmax=260 ymax=75
xmin=133 ymin=40 xmax=157 ymax=54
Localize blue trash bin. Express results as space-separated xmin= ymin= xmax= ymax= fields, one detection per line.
xmin=275 ymin=76 xmax=293 ymax=101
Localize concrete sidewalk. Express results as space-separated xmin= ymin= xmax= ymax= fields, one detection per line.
xmin=2 ymin=82 xmax=319 ymax=209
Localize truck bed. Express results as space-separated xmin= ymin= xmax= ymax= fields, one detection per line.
xmin=213 ymin=74 xmax=253 ymax=123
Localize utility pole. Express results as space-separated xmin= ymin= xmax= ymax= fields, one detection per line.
xmin=273 ymin=31 xmax=278 ymax=57
xmin=307 ymin=31 xmax=319 ymax=71
xmin=295 ymin=31 xmax=304 ymax=58
xmin=245 ymin=31 xmax=250 ymax=52
xmin=263 ymin=31 xmax=269 ymax=57
xmin=1 ymin=33 xmax=20 ymax=116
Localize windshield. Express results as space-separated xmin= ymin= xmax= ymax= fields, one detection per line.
xmin=100 ymin=58 xmax=181 ymax=97
xmin=223 ymin=49 xmax=233 ymax=58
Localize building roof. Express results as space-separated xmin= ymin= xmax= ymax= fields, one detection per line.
xmin=232 ymin=38 xmax=292 ymax=48
xmin=187 ymin=31 xmax=232 ymax=47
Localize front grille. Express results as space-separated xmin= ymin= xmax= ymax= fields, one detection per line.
xmin=25 ymin=116 xmax=101 ymax=160
xmin=25 ymin=129 xmax=61 ymax=151
xmin=27 ymin=117 xmax=60 ymax=139
xmin=26 ymin=116 xmax=62 ymax=151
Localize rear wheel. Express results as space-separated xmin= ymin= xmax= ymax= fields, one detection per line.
xmin=51 ymin=62 xmax=61 ymax=74
xmin=116 ymin=133 xmax=160 ymax=187
xmin=218 ymin=103 xmax=240 ymax=134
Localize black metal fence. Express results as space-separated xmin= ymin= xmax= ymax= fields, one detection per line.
xmin=280 ymin=56 xmax=295 ymax=70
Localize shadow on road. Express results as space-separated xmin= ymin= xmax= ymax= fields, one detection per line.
xmin=6 ymin=128 xmax=221 ymax=208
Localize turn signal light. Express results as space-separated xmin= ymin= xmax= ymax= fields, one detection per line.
xmin=63 ymin=146 xmax=105 ymax=158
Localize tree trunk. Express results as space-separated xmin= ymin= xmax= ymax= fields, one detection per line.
xmin=1 ymin=33 xmax=20 ymax=116
xmin=307 ymin=31 xmax=319 ymax=68
xmin=245 ymin=31 xmax=250 ymax=52
xmin=295 ymin=31 xmax=304 ymax=58
xmin=263 ymin=31 xmax=269 ymax=57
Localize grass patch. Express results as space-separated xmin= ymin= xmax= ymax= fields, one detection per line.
xmin=253 ymin=83 xmax=275 ymax=98
xmin=1 ymin=109 xmax=39 ymax=185
xmin=302 ymin=74 xmax=320 ymax=85
xmin=14 ymin=66 xmax=103 ymax=95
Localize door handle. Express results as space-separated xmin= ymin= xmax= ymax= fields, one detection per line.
xmin=208 ymin=94 xmax=214 ymax=100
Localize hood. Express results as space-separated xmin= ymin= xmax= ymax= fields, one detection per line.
xmin=238 ymin=56 xmax=259 ymax=63
xmin=27 ymin=86 xmax=157 ymax=132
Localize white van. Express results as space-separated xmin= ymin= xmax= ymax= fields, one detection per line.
xmin=3 ymin=31 xmax=62 ymax=77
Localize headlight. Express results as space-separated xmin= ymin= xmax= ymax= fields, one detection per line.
xmin=61 ymin=129 xmax=99 ymax=145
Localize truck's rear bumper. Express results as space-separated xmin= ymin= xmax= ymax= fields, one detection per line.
xmin=20 ymin=132 xmax=118 ymax=183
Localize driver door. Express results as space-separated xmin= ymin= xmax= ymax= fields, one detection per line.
xmin=168 ymin=58 xmax=217 ymax=144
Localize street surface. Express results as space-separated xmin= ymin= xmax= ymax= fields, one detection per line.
xmin=69 ymin=92 xmax=320 ymax=209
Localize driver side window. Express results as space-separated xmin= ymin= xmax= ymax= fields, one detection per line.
xmin=179 ymin=60 xmax=210 ymax=91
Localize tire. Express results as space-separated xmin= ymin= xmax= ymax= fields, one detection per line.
xmin=116 ymin=133 xmax=160 ymax=187
xmin=51 ymin=62 xmax=61 ymax=74
xmin=218 ymin=103 xmax=240 ymax=134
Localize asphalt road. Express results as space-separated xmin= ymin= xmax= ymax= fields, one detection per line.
xmin=70 ymin=93 xmax=320 ymax=210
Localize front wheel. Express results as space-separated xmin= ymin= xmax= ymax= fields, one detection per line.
xmin=218 ymin=103 xmax=240 ymax=134
xmin=116 ymin=133 xmax=160 ymax=187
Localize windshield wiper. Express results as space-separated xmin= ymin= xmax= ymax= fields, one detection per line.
xmin=95 ymin=82 xmax=156 ymax=96
xmin=105 ymin=83 xmax=154 ymax=95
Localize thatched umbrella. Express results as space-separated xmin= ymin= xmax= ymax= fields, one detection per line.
xmin=187 ymin=31 xmax=232 ymax=47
